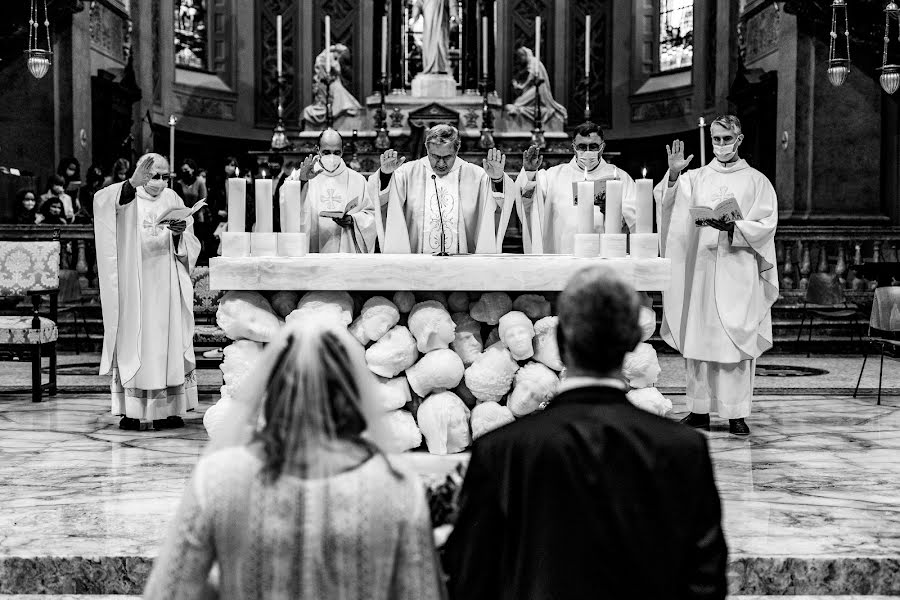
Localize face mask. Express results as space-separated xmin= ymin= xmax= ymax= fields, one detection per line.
xmin=225 ymin=166 xmax=237 ymax=177
xmin=576 ymin=151 xmax=600 ymax=170
xmin=320 ymin=154 xmax=341 ymax=172
xmin=713 ymin=143 xmax=736 ymax=160
xmin=144 ymin=179 xmax=167 ymax=197
xmin=23 ymin=199 xmax=35 ymax=211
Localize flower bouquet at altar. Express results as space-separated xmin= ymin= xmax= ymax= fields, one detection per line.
xmin=153 ymin=199 xmax=207 ymax=227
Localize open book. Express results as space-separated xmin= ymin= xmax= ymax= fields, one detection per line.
xmin=319 ymin=197 xmax=359 ymax=219
xmin=153 ymin=200 xmax=207 ymax=227
xmin=689 ymin=198 xmax=742 ymax=227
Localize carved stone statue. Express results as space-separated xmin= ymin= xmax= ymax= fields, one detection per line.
xmin=410 ymin=0 xmax=459 ymax=97
xmin=302 ymin=44 xmax=363 ymax=130
xmin=505 ymin=47 xmax=568 ymax=130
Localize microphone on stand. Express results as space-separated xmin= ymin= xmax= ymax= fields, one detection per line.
xmin=431 ymin=173 xmax=449 ymax=256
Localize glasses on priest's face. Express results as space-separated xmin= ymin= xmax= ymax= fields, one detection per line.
xmin=574 ymin=143 xmax=603 ymax=152
xmin=149 ymin=172 xmax=166 ymax=180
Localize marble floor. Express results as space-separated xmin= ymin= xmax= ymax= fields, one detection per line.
xmin=0 ymin=392 xmax=898 ymax=595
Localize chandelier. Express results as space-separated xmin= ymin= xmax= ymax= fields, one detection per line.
xmin=880 ymin=1 xmax=900 ymax=95
xmin=26 ymin=0 xmax=52 ymax=79
xmin=827 ymin=0 xmax=851 ymax=86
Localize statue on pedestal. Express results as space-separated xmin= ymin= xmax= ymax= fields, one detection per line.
xmin=410 ymin=0 xmax=459 ymax=97
xmin=302 ymin=44 xmax=363 ymax=130
xmin=505 ymin=47 xmax=567 ymax=129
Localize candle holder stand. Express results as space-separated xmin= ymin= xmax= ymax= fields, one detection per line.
xmin=582 ymin=75 xmax=592 ymax=121
xmin=478 ymin=77 xmax=495 ymax=149
xmin=531 ymin=75 xmax=546 ymax=148
xmin=271 ymin=74 xmax=292 ymax=151
xmin=374 ymin=75 xmax=391 ymax=150
xmin=324 ymin=74 xmax=335 ymax=128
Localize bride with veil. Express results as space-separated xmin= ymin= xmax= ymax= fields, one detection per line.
xmin=143 ymin=320 xmax=446 ymax=599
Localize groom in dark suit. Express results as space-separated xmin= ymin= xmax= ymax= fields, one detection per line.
xmin=442 ymin=266 xmax=728 ymax=600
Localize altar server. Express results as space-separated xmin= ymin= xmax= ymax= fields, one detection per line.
xmin=369 ymin=124 xmax=517 ymax=254
xmin=288 ymin=129 xmax=377 ymax=253
xmin=654 ymin=115 xmax=778 ymax=436
xmin=94 ymin=153 xmax=200 ymax=431
xmin=514 ymin=122 xmax=637 ymax=254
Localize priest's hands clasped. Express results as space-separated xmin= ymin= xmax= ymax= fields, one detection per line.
xmin=666 ymin=139 xmax=694 ymax=181
xmin=380 ymin=149 xmax=406 ymax=174
xmin=483 ymin=148 xmax=506 ymax=181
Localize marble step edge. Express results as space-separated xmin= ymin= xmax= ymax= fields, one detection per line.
xmin=0 ymin=556 xmax=898 ymax=596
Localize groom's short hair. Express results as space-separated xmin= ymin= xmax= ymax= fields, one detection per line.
xmin=425 ymin=124 xmax=461 ymax=150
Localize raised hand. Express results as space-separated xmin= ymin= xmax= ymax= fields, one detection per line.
xmin=292 ymin=154 xmax=318 ymax=181
xmin=666 ymin=139 xmax=694 ymax=178
xmin=483 ymin=148 xmax=506 ymax=181
xmin=129 ymin=155 xmax=157 ymax=189
xmin=523 ymin=144 xmax=543 ymax=171
xmin=380 ymin=149 xmax=407 ymax=174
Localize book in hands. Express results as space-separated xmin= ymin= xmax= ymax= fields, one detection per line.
xmin=319 ymin=196 xmax=359 ymax=219
xmin=689 ymin=198 xmax=743 ymax=227
xmin=154 ymin=200 xmax=207 ymax=227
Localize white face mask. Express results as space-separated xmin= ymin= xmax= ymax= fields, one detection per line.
xmin=713 ymin=136 xmax=742 ymax=161
xmin=144 ymin=179 xmax=167 ymax=197
xmin=320 ymin=154 xmax=342 ymax=172
xmin=576 ymin=150 xmax=600 ymax=170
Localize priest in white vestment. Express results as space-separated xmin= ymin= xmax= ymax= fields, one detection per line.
xmin=514 ymin=122 xmax=638 ymax=254
xmin=94 ymin=153 xmax=200 ymax=431
xmin=654 ymin=116 xmax=778 ymax=436
xmin=368 ymin=124 xmax=517 ymax=254
xmin=286 ymin=129 xmax=376 ymax=253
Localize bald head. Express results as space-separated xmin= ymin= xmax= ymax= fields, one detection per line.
xmin=317 ymin=128 xmax=343 ymax=154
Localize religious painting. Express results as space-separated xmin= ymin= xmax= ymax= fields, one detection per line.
xmin=174 ymin=0 xmax=208 ymax=70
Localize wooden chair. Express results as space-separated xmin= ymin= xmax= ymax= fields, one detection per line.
xmin=0 ymin=234 xmax=61 ymax=402
xmin=796 ymin=272 xmax=865 ymax=356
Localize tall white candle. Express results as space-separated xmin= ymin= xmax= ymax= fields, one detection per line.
xmin=168 ymin=115 xmax=176 ymax=181
xmin=482 ymin=16 xmax=489 ymax=77
xmin=534 ymin=16 xmax=541 ymax=70
xmin=227 ymin=177 xmax=246 ymax=233
xmin=605 ymin=180 xmax=623 ymax=234
xmin=381 ymin=15 xmax=388 ymax=76
xmin=635 ymin=179 xmax=654 ymax=234
xmin=699 ymin=116 xmax=707 ymax=165
xmin=280 ymin=180 xmax=303 ymax=233
xmin=276 ymin=14 xmax=283 ymax=76
xmin=576 ymin=172 xmax=594 ymax=235
xmin=324 ymin=16 xmax=332 ymax=74
xmin=255 ymin=178 xmax=273 ymax=233
xmin=585 ymin=15 xmax=591 ymax=78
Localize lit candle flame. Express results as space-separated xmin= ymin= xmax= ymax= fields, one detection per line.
xmin=642 ymin=167 xmax=647 ymax=178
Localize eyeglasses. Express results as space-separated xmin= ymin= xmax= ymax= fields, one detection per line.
xmin=149 ymin=173 xmax=166 ymax=180
xmin=574 ymin=143 xmax=603 ymax=152
xmin=319 ymin=149 xmax=343 ymax=156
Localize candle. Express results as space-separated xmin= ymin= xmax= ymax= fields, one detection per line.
xmin=276 ymin=14 xmax=283 ymax=77
xmin=585 ymin=15 xmax=591 ymax=78
xmin=482 ymin=15 xmax=489 ymax=77
xmin=699 ymin=116 xmax=707 ymax=165
xmin=226 ymin=177 xmax=246 ymax=233
xmin=534 ymin=17 xmax=541 ymax=70
xmin=576 ymin=171 xmax=594 ymax=235
xmin=255 ymin=178 xmax=273 ymax=233
xmin=381 ymin=15 xmax=388 ymax=76
xmin=324 ymin=15 xmax=331 ymax=74
xmin=168 ymin=115 xmax=176 ymax=182
xmin=605 ymin=180 xmax=623 ymax=235
xmin=280 ymin=180 xmax=303 ymax=233
xmin=635 ymin=178 xmax=654 ymax=234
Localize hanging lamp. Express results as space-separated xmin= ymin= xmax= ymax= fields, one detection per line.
xmin=879 ymin=1 xmax=900 ymax=94
xmin=827 ymin=0 xmax=851 ymax=86
xmin=25 ymin=0 xmax=52 ymax=79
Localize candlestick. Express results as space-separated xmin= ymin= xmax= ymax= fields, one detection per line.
xmin=699 ymin=116 xmax=707 ymax=165
xmin=280 ymin=180 xmax=303 ymax=233
xmin=168 ymin=115 xmax=176 ymax=185
xmin=534 ymin=17 xmax=541 ymax=73
xmin=324 ymin=16 xmax=331 ymax=74
xmin=381 ymin=15 xmax=388 ymax=76
xmin=605 ymin=180 xmax=623 ymax=235
xmin=482 ymin=15 xmax=489 ymax=77
xmin=585 ymin=15 xmax=591 ymax=78
xmin=255 ymin=178 xmax=273 ymax=233
xmin=576 ymin=172 xmax=594 ymax=235
xmin=226 ymin=177 xmax=246 ymax=233
xmin=635 ymin=178 xmax=654 ymax=234
xmin=276 ymin=14 xmax=283 ymax=77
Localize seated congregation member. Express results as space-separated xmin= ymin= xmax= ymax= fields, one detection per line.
xmin=40 ymin=174 xmax=76 ymax=223
xmin=144 ymin=320 xmax=445 ymax=600
xmin=369 ymin=124 xmax=516 ymax=254
xmin=36 ymin=196 xmax=69 ymax=226
xmin=516 ymin=121 xmax=638 ymax=254
xmin=14 ymin=189 xmax=38 ymax=224
xmin=443 ymin=266 xmax=728 ymax=600
xmin=94 ymin=153 xmax=200 ymax=431
xmin=287 ymin=128 xmax=377 ymax=252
